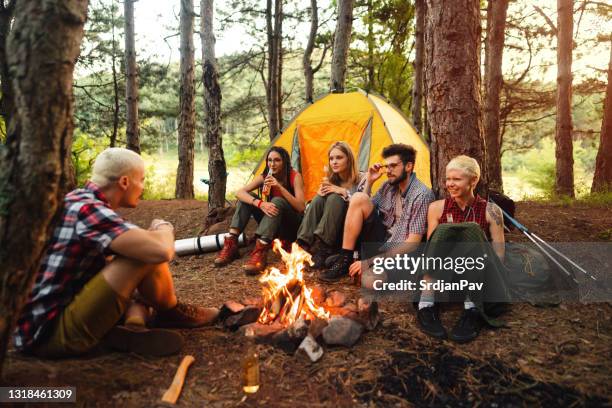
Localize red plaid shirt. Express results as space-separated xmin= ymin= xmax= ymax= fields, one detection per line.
xmin=439 ymin=195 xmax=489 ymax=234
xmin=13 ymin=182 xmax=135 ymax=350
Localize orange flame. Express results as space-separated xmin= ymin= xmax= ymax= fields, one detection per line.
xmin=258 ymin=240 xmax=330 ymax=325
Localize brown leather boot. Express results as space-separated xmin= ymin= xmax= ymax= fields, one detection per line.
xmin=154 ymin=302 xmax=220 ymax=328
xmin=243 ymin=240 xmax=272 ymax=275
xmin=214 ymin=234 xmax=239 ymax=267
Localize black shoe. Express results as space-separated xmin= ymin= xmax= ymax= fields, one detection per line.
xmin=417 ymin=305 xmax=447 ymax=339
xmin=311 ymin=240 xmax=336 ymax=270
xmin=318 ymin=252 xmax=351 ymax=282
xmin=449 ymin=308 xmax=482 ymax=343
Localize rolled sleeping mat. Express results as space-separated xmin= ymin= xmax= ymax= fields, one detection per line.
xmin=174 ymin=233 xmax=247 ymax=256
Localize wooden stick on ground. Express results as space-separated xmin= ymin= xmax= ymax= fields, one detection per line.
xmin=161 ymin=355 xmax=195 ymax=404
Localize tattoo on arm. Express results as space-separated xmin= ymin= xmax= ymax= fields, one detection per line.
xmin=487 ymin=203 xmax=503 ymax=226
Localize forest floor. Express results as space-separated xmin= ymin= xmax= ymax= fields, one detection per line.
xmin=3 ymin=199 xmax=611 ymax=407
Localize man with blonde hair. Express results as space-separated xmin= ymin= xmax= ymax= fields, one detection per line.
xmin=14 ymin=148 xmax=218 ymax=357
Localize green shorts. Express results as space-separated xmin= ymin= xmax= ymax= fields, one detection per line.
xmin=30 ymin=272 xmax=129 ymax=358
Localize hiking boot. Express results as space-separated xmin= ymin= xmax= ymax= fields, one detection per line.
xmin=417 ymin=305 xmax=447 ymax=339
xmin=318 ymin=252 xmax=351 ymax=282
xmin=103 ymin=325 xmax=184 ymax=357
xmin=154 ymin=302 xmax=220 ymax=328
xmin=243 ymin=240 xmax=272 ymax=275
xmin=311 ymin=240 xmax=336 ymax=270
xmin=214 ymin=234 xmax=240 ymax=267
xmin=449 ymin=308 xmax=482 ymax=343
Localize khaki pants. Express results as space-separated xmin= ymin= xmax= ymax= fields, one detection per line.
xmin=30 ymin=272 xmax=128 ymax=358
xmin=297 ymin=193 xmax=348 ymax=247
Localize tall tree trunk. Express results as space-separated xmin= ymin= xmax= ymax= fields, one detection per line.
xmin=201 ymin=0 xmax=226 ymax=214
xmin=411 ymin=0 xmax=425 ymax=135
xmin=0 ymin=0 xmax=88 ymax=373
xmin=0 ymin=0 xmax=15 ymax=135
xmin=330 ymin=0 xmax=354 ymax=93
xmin=275 ymin=0 xmax=283 ymax=131
xmin=124 ymin=0 xmax=140 ymax=153
xmin=110 ymin=0 xmax=119 ymax=148
xmin=175 ymin=0 xmax=195 ymax=199
xmin=266 ymin=0 xmax=282 ymax=140
xmin=592 ymin=44 xmax=612 ymax=193
xmin=425 ymin=0 xmax=486 ymax=197
xmin=483 ymin=0 xmax=508 ymax=193
xmin=366 ymin=0 xmax=374 ymax=91
xmin=554 ymin=0 xmax=574 ymax=197
xmin=303 ymin=0 xmax=318 ymax=103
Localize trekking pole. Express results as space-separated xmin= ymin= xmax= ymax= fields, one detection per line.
xmin=489 ymin=200 xmax=578 ymax=283
xmin=529 ymin=233 xmax=597 ymax=281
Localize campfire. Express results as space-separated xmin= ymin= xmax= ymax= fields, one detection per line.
xmin=258 ymin=240 xmax=330 ymax=325
xmin=219 ymin=239 xmax=380 ymax=362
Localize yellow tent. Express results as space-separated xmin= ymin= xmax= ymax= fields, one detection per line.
xmin=252 ymin=90 xmax=431 ymax=201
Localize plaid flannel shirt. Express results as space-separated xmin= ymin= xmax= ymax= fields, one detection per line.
xmin=372 ymin=173 xmax=434 ymax=245
xmin=13 ymin=182 xmax=135 ymax=351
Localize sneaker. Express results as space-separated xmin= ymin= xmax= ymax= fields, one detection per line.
xmin=214 ymin=234 xmax=240 ymax=267
xmin=243 ymin=240 xmax=271 ymax=275
xmin=318 ymin=252 xmax=351 ymax=282
xmin=311 ymin=239 xmax=336 ymax=270
xmin=416 ymin=305 xmax=447 ymax=339
xmin=449 ymin=308 xmax=482 ymax=343
xmin=103 ymin=325 xmax=184 ymax=357
xmin=154 ymin=302 xmax=220 ymax=328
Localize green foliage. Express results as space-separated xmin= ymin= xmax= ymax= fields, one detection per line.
xmin=349 ymin=0 xmax=415 ymax=114
xmin=72 ymin=131 xmax=107 ymax=186
xmin=504 ymin=137 xmax=602 ymax=200
xmin=143 ymin=162 xmax=177 ymax=200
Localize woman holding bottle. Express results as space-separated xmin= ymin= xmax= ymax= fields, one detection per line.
xmin=296 ymin=141 xmax=365 ymax=269
xmin=214 ymin=146 xmax=305 ymax=275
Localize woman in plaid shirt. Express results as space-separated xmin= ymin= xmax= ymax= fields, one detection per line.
xmin=417 ymin=155 xmax=506 ymax=343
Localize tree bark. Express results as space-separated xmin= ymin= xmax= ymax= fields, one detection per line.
xmin=591 ymin=43 xmax=612 ymax=193
xmin=0 ymin=0 xmax=88 ymax=373
xmin=175 ymin=0 xmax=195 ymax=199
xmin=303 ymin=0 xmax=318 ymax=103
xmin=330 ymin=0 xmax=354 ymax=93
xmin=275 ymin=0 xmax=283 ymax=131
xmin=124 ymin=0 xmax=140 ymax=153
xmin=266 ymin=0 xmax=282 ymax=140
xmin=0 ymin=0 xmax=15 ymax=135
xmin=366 ymin=0 xmax=374 ymax=91
xmin=554 ymin=0 xmax=574 ymax=197
xmin=411 ymin=0 xmax=425 ymax=135
xmin=201 ymin=0 xmax=226 ymax=213
xmin=425 ymin=0 xmax=486 ymax=197
xmin=483 ymin=0 xmax=508 ymax=193
xmin=110 ymin=0 xmax=119 ymax=148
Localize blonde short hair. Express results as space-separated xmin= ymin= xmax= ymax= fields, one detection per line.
xmin=91 ymin=147 xmax=143 ymax=187
xmin=446 ymin=155 xmax=480 ymax=182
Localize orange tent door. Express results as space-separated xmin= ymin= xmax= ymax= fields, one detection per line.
xmin=297 ymin=117 xmax=371 ymax=201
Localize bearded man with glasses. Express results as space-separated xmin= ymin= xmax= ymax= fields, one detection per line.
xmin=319 ymin=143 xmax=434 ymax=282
